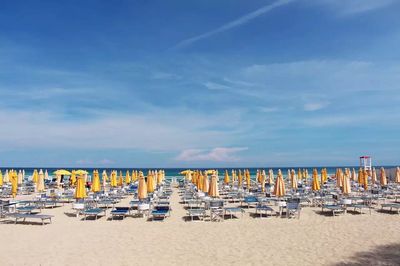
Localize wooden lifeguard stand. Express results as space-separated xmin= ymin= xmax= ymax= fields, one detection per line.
xmin=360 ymin=156 xmax=372 ymax=171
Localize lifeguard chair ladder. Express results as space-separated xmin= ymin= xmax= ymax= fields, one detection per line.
xmin=360 ymin=156 xmax=372 ymax=171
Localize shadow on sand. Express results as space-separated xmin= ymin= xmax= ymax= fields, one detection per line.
xmin=335 ymin=243 xmax=400 ymax=266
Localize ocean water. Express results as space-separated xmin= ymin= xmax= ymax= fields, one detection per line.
xmin=2 ymin=166 xmax=394 ymax=181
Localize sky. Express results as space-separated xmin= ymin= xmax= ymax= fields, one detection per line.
xmin=1 ymin=0 xmax=400 ymax=168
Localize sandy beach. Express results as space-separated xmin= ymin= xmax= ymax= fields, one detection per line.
xmin=1 ymin=187 xmax=400 ymax=266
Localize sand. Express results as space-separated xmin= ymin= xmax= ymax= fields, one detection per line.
xmin=1 ymin=188 xmax=400 ymax=266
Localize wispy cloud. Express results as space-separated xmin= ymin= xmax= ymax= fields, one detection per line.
xmin=175 ymin=147 xmax=248 ymax=162
xmin=303 ymin=101 xmax=330 ymax=111
xmin=316 ymin=0 xmax=396 ymax=15
xmin=174 ymin=0 xmax=295 ymax=49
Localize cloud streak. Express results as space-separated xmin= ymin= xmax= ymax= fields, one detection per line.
xmin=174 ymin=0 xmax=294 ymax=49
xmin=176 ymin=147 xmax=248 ymax=162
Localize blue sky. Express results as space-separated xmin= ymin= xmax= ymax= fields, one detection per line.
xmin=1 ymin=0 xmax=400 ymax=167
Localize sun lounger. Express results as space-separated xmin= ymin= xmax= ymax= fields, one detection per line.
xmin=110 ymin=207 xmax=130 ymax=220
xmin=187 ymin=209 xmax=206 ymax=221
xmin=286 ymin=202 xmax=301 ymax=219
xmin=151 ymin=208 xmax=169 ymax=221
xmin=16 ymin=206 xmax=39 ymax=214
xmin=322 ymin=204 xmax=345 ymax=216
xmin=381 ymin=203 xmax=400 ymax=214
xmin=7 ymin=213 xmax=53 ymax=225
xmin=224 ymin=207 xmax=245 ymax=219
xmin=350 ymin=204 xmax=372 ymax=215
xmin=255 ymin=205 xmax=274 ymax=218
xmin=242 ymin=196 xmax=258 ymax=208
xmin=82 ymin=208 xmax=105 ymax=220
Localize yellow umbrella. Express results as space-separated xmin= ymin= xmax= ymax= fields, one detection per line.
xmin=363 ymin=169 xmax=369 ymax=190
xmin=358 ymin=168 xmax=363 ymax=184
xmin=202 ymin=173 xmax=209 ymax=193
xmin=312 ymin=168 xmax=320 ymax=191
xmin=147 ymin=172 xmax=154 ymax=193
xmin=336 ymin=168 xmax=343 ymax=187
xmin=102 ymin=170 xmax=108 ymax=189
xmin=37 ymin=169 xmax=45 ymax=192
xmin=10 ymin=171 xmax=18 ymax=198
xmin=371 ymin=167 xmax=377 ymax=184
xmin=180 ymin=170 xmax=193 ymax=175
xmin=110 ymin=171 xmax=117 ymax=187
xmin=322 ymin=168 xmax=328 ymax=184
xmin=268 ymin=169 xmax=274 ymax=184
xmin=0 ymin=170 xmax=3 ymax=186
xmin=53 ymin=169 xmax=72 ymax=176
xmin=3 ymin=170 xmax=9 ymax=183
xmin=274 ymin=169 xmax=285 ymax=197
xmin=70 ymin=171 xmax=77 ymax=187
xmin=261 ymin=170 xmax=266 ymax=192
xmin=208 ymin=174 xmax=219 ymax=198
xmin=74 ymin=170 xmax=88 ymax=175
xmin=131 ymin=170 xmax=137 ymax=182
xmin=157 ymin=170 xmax=163 ymax=185
xmin=224 ymin=170 xmax=230 ymax=185
xmin=246 ymin=169 xmax=251 ymax=190
xmin=126 ymin=170 xmax=131 ymax=185
xmin=32 ymin=169 xmax=39 ymax=184
xmin=380 ymin=167 xmax=387 ymax=186
xmin=297 ymin=168 xmax=302 ymax=181
xmin=138 ymin=172 xmax=147 ymax=200
xmin=91 ymin=170 xmax=101 ymax=192
xmin=395 ymin=167 xmax=400 ymax=183
xmin=74 ymin=176 xmax=87 ymax=199
xmin=118 ymin=171 xmax=123 ymax=187
xmin=291 ymin=169 xmax=298 ymax=190
xmin=351 ymin=168 xmax=357 ymax=181
xmin=342 ymin=171 xmax=351 ymax=195
xmin=238 ymin=170 xmax=243 ymax=186
xmin=205 ymin=170 xmax=215 ymax=175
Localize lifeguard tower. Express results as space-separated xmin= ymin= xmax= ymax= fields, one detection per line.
xmin=360 ymin=156 xmax=372 ymax=171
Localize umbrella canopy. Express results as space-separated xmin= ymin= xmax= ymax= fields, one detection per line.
xmin=180 ymin=170 xmax=193 ymax=175
xmin=74 ymin=170 xmax=88 ymax=175
xmin=224 ymin=170 xmax=230 ymax=185
xmin=342 ymin=171 xmax=351 ymax=195
xmin=10 ymin=171 xmax=18 ymax=198
xmin=363 ymin=169 xmax=369 ymax=190
xmin=261 ymin=170 xmax=266 ymax=192
xmin=91 ymin=170 xmax=101 ymax=192
xmin=147 ymin=172 xmax=155 ymax=193
xmin=371 ymin=168 xmax=377 ymax=184
xmin=395 ymin=167 xmax=400 ymax=183
xmin=32 ymin=169 xmax=39 ymax=184
xmin=138 ymin=172 xmax=148 ymax=200
xmin=268 ymin=169 xmax=274 ymax=184
xmin=157 ymin=170 xmax=163 ymax=185
xmin=17 ymin=170 xmax=23 ymax=185
xmin=336 ymin=168 xmax=344 ymax=187
xmin=312 ymin=168 xmax=320 ymax=191
xmin=110 ymin=171 xmax=117 ymax=187
xmin=102 ymin=170 xmax=108 ymax=188
xmin=297 ymin=168 xmax=302 ymax=181
xmin=70 ymin=171 xmax=77 ymax=187
xmin=322 ymin=168 xmax=328 ymax=184
xmin=74 ymin=176 xmax=87 ymax=199
xmin=208 ymin=174 xmax=219 ymax=198
xmin=274 ymin=169 xmax=285 ymax=197
xmin=291 ymin=169 xmax=298 ymax=190
xmin=0 ymin=171 xmax=3 ymax=186
xmin=45 ymin=170 xmax=49 ymax=181
xmin=53 ymin=169 xmax=72 ymax=176
xmin=238 ymin=170 xmax=243 ymax=186
xmin=380 ymin=167 xmax=387 ymax=186
xmin=118 ymin=171 xmax=123 ymax=187
xmin=126 ymin=170 xmax=131 ymax=185
xmin=37 ymin=169 xmax=45 ymax=192
xmin=202 ymin=173 xmax=209 ymax=193
xmin=4 ymin=170 xmax=9 ymax=183
xmin=358 ymin=168 xmax=363 ymax=185
xmin=246 ymin=169 xmax=251 ymax=190
xmin=351 ymin=168 xmax=357 ymax=181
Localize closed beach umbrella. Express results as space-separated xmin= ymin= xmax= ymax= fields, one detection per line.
xmin=208 ymin=174 xmax=219 ymax=198
xmin=37 ymin=169 xmax=45 ymax=192
xmin=312 ymin=168 xmax=320 ymax=191
xmin=10 ymin=171 xmax=18 ymax=198
xmin=268 ymin=169 xmax=274 ymax=184
xmin=323 ymin=168 xmax=328 ymax=184
xmin=395 ymin=167 xmax=400 ymax=183
xmin=147 ymin=172 xmax=154 ymax=193
xmin=110 ymin=171 xmax=117 ymax=187
xmin=246 ymin=169 xmax=251 ymax=190
xmin=380 ymin=167 xmax=387 ymax=186
xmin=17 ymin=170 xmax=23 ymax=185
xmin=342 ymin=171 xmax=351 ymax=195
xmin=202 ymin=173 xmax=209 ymax=193
xmin=371 ymin=168 xmax=377 ymax=184
xmin=118 ymin=171 xmax=123 ymax=187
xmin=45 ymin=170 xmax=49 ymax=181
xmin=238 ymin=170 xmax=243 ymax=186
xmin=157 ymin=170 xmax=163 ymax=185
xmin=291 ymin=169 xmax=298 ymax=190
xmin=74 ymin=176 xmax=87 ymax=199
xmin=358 ymin=168 xmax=363 ymax=185
xmin=4 ymin=170 xmax=9 ymax=183
xmin=0 ymin=171 xmax=3 ymax=186
xmin=102 ymin=170 xmax=108 ymax=189
xmin=32 ymin=169 xmax=39 ymax=184
xmin=126 ymin=170 xmax=131 ymax=185
xmin=91 ymin=170 xmax=101 ymax=192
xmin=70 ymin=171 xmax=76 ymax=187
xmin=336 ymin=169 xmax=343 ymax=187
xmin=363 ymin=169 xmax=369 ymax=190
xmin=138 ymin=172 xmax=148 ymax=200
xmin=274 ymin=169 xmax=285 ymax=197
xmin=351 ymin=168 xmax=356 ymax=181
xmin=224 ymin=170 xmax=230 ymax=185
xmin=261 ymin=170 xmax=266 ymax=192
xmin=297 ymin=168 xmax=302 ymax=181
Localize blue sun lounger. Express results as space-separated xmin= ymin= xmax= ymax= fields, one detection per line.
xmin=110 ymin=207 xmax=130 ymax=220
xmin=82 ymin=208 xmax=105 ymax=220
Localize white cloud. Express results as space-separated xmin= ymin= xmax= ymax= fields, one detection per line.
xmin=203 ymin=82 xmax=232 ymax=91
xmin=314 ymin=0 xmax=396 ymax=15
xmin=176 ymin=147 xmax=248 ymax=162
xmin=174 ymin=0 xmax=295 ymax=48
xmin=303 ymin=101 xmax=330 ymax=111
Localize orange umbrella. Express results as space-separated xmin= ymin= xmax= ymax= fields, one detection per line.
xmin=358 ymin=168 xmax=363 ymax=185
xmin=10 ymin=171 xmax=18 ymax=198
xmin=291 ymin=169 xmax=297 ymax=190
xmin=118 ymin=171 xmax=123 ymax=187
xmin=224 ymin=170 xmax=230 ymax=185
xmin=246 ymin=169 xmax=251 ymax=190
xmin=312 ymin=168 xmax=320 ymax=191
xmin=363 ymin=169 xmax=369 ymax=190
xmin=395 ymin=167 xmax=400 ymax=183
xmin=342 ymin=171 xmax=351 ymax=195
xmin=208 ymin=174 xmax=219 ymax=198
xmin=261 ymin=170 xmax=266 ymax=192
xmin=202 ymin=172 xmax=209 ymax=193
xmin=371 ymin=168 xmax=377 ymax=184
xmin=380 ymin=167 xmax=387 ymax=186
xmin=147 ymin=172 xmax=154 ymax=193
xmin=273 ymin=169 xmax=285 ymax=197
xmin=351 ymin=168 xmax=357 ymax=181
xmin=268 ymin=169 xmax=274 ymax=184
xmin=238 ymin=170 xmax=243 ymax=186
xmin=297 ymin=168 xmax=302 ymax=181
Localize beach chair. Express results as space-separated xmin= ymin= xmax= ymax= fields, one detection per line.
xmin=321 ymin=204 xmax=345 ymax=216
xmin=150 ymin=206 xmax=170 ymax=221
xmin=255 ymin=204 xmax=274 ymax=218
xmin=209 ymin=200 xmax=224 ymax=222
xmin=187 ymin=208 xmax=206 ymax=221
xmin=286 ymin=202 xmax=301 ymax=219
xmin=224 ymin=207 xmax=245 ymax=219
xmin=110 ymin=207 xmax=130 ymax=220
xmin=82 ymin=208 xmax=105 ymax=220
xmin=7 ymin=213 xmax=53 ymax=225
xmin=242 ymin=196 xmax=258 ymax=208
xmin=381 ymin=203 xmax=400 ymax=214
